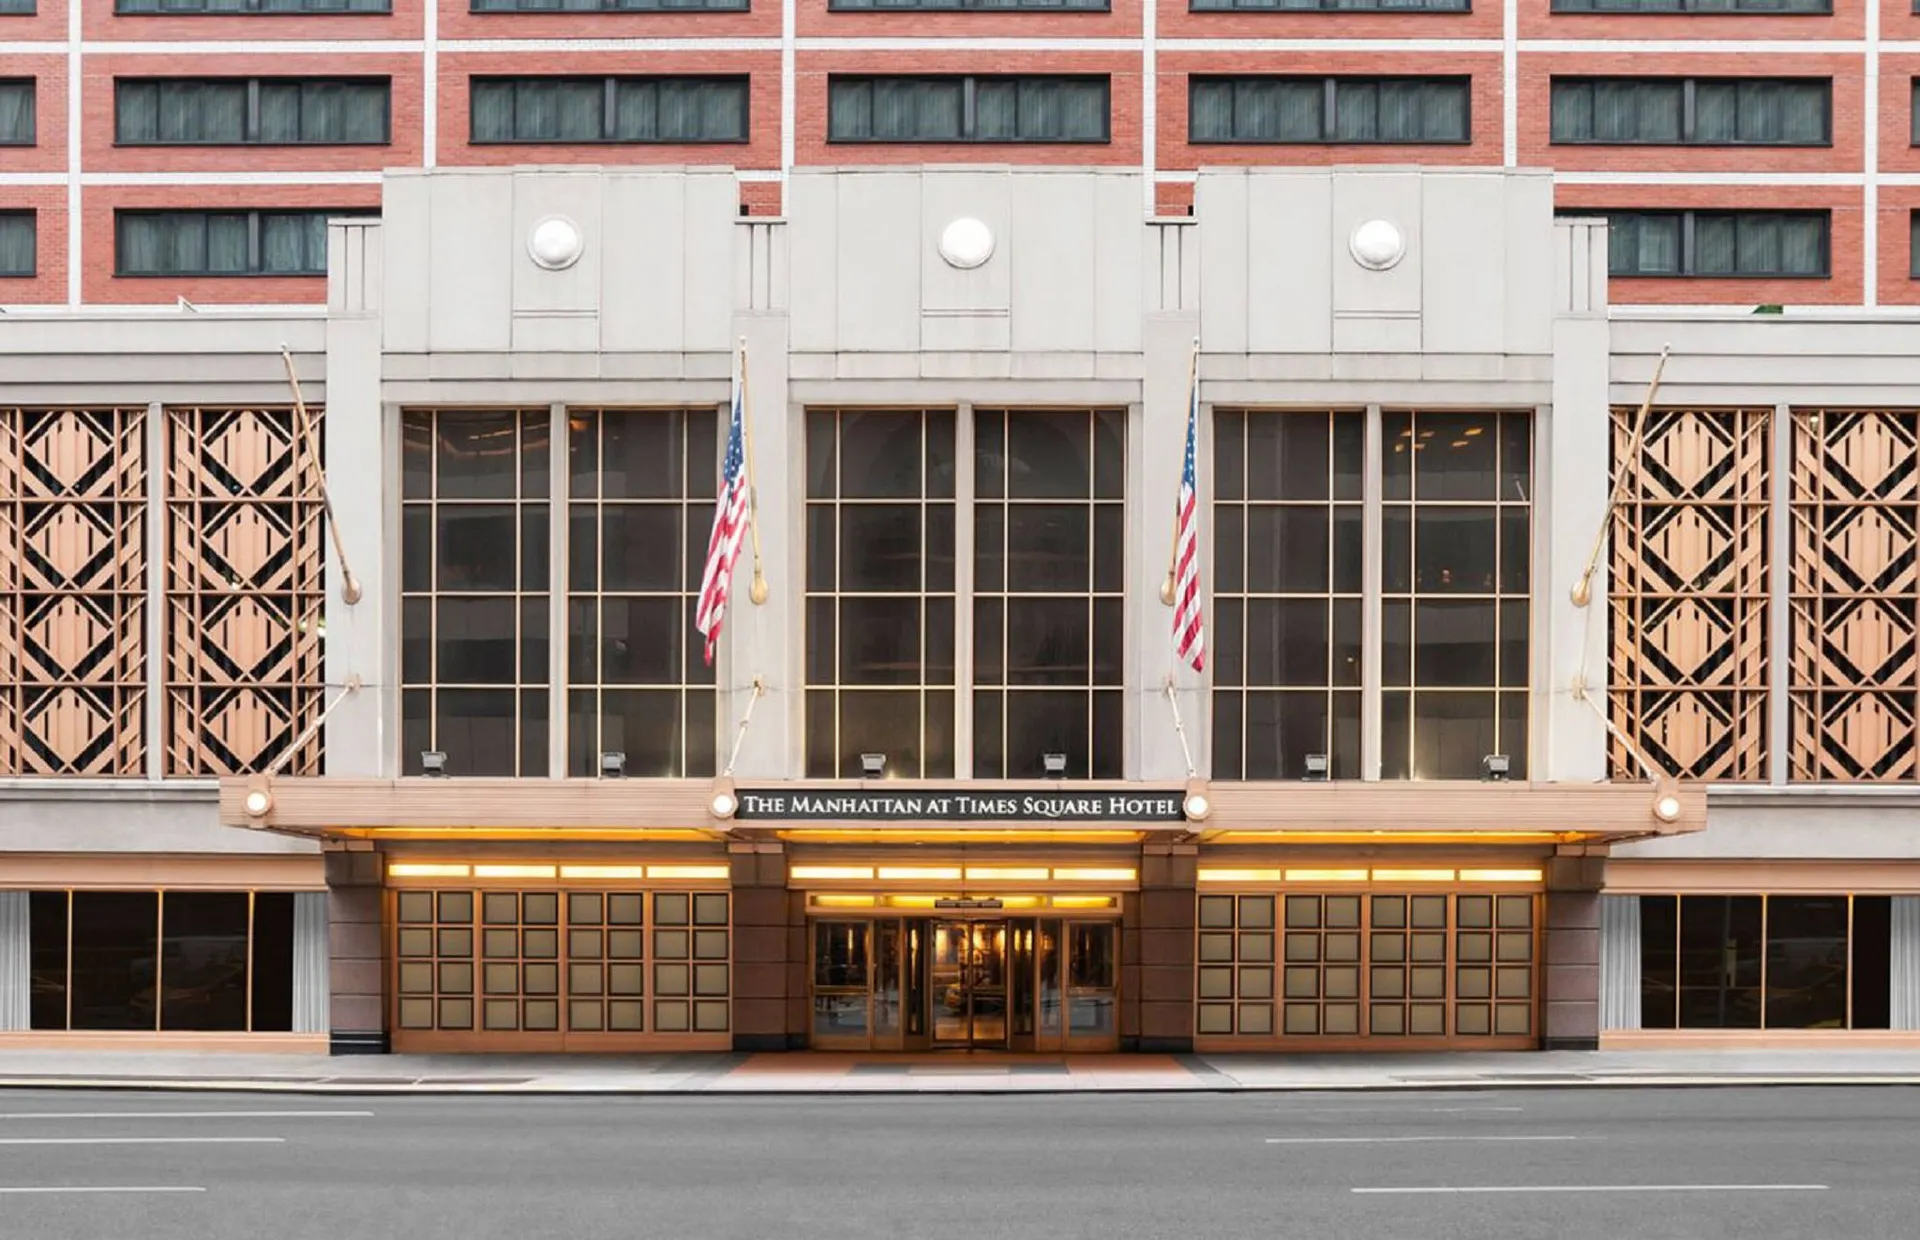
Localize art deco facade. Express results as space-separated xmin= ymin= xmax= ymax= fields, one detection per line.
xmin=0 ymin=162 xmax=1918 ymax=1054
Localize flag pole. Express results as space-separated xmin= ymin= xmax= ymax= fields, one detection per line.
xmin=737 ymin=336 xmax=769 ymax=606
xmin=1160 ymin=337 xmax=1200 ymax=607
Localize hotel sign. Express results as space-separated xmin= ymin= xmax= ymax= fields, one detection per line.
xmin=733 ymin=789 xmax=1185 ymax=823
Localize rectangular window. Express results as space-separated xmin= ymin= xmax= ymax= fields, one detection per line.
xmin=974 ymin=410 xmax=1126 ymax=779
xmin=1576 ymin=209 xmax=1830 ymax=278
xmin=0 ymin=210 xmax=32 ymax=277
xmin=0 ymin=0 xmax=34 ymax=10
xmin=469 ymin=76 xmax=749 ymax=144
xmin=828 ymin=75 xmax=1110 ymax=143
xmin=1211 ymin=411 xmax=1364 ymax=780
xmin=1553 ymin=0 xmax=1828 ymax=11
xmin=1638 ymin=894 xmax=1892 ymax=1030
xmin=474 ymin=0 xmax=745 ymax=8
xmin=401 ymin=409 xmax=552 ymax=777
xmin=1552 ymin=78 xmax=1828 ymax=146
xmin=566 ymin=408 xmax=720 ymax=779
xmin=115 ymin=209 xmax=370 ymax=276
xmin=1189 ymin=76 xmax=1471 ymax=144
xmin=1381 ymin=411 xmax=1532 ymax=781
xmin=804 ymin=410 xmax=958 ymax=780
xmin=116 ymin=78 xmax=391 ymax=145
xmin=0 ymin=79 xmax=32 ymax=145
xmin=116 ymin=0 xmax=391 ymax=12
xmin=832 ymin=0 xmax=1107 ymax=7
xmin=1193 ymin=0 xmax=1467 ymax=9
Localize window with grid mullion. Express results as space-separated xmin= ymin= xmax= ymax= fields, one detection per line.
xmin=0 ymin=80 xmax=33 ymax=145
xmin=1380 ymin=410 xmax=1532 ymax=781
xmin=0 ymin=211 xmax=32 ymax=277
xmin=1190 ymin=76 xmax=1466 ymax=144
xmin=828 ymin=75 xmax=1107 ymax=143
xmin=972 ymin=409 xmax=1124 ymax=780
xmin=1552 ymin=77 xmax=1826 ymax=146
xmin=564 ymin=408 xmax=717 ymax=779
xmin=1210 ymin=410 xmax=1363 ymax=781
xmin=400 ymin=409 xmax=553 ymax=777
xmin=470 ymin=76 xmax=747 ymax=143
xmin=804 ymin=409 xmax=958 ymax=779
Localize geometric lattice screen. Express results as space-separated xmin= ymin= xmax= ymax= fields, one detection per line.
xmin=1789 ymin=409 xmax=1919 ymax=781
xmin=0 ymin=407 xmax=150 ymax=775
xmin=1608 ymin=406 xmax=1772 ymax=782
xmin=164 ymin=407 xmax=326 ymax=776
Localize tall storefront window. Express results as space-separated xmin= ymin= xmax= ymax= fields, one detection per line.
xmin=566 ymin=408 xmax=718 ymax=778
xmin=401 ymin=408 xmax=552 ymax=776
xmin=1638 ymin=894 xmax=1892 ymax=1030
xmin=27 ymin=890 xmax=297 ymax=1032
xmin=1382 ymin=410 xmax=1532 ymax=779
xmin=804 ymin=409 xmax=957 ymax=778
xmin=1211 ymin=410 xmax=1364 ymax=780
xmin=974 ymin=409 xmax=1126 ymax=779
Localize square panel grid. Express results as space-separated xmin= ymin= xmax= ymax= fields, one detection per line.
xmin=400 ymin=409 xmax=552 ymax=777
xmin=1 ymin=408 xmax=148 ymax=776
xmin=566 ymin=408 xmax=719 ymax=779
xmin=1608 ymin=407 xmax=1771 ymax=781
xmin=973 ymin=409 xmax=1126 ymax=779
xmin=1198 ymin=891 xmax=1535 ymax=1042
xmin=1210 ymin=410 xmax=1364 ymax=780
xmin=803 ymin=409 xmax=957 ymax=778
xmin=1788 ymin=409 xmax=1919 ymax=781
xmin=163 ymin=407 xmax=326 ymax=776
xmin=395 ymin=888 xmax=730 ymax=1039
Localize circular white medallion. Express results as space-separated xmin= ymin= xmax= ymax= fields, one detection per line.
xmin=527 ymin=215 xmax=585 ymax=271
xmin=938 ymin=217 xmax=995 ymax=270
xmin=1348 ymin=219 xmax=1406 ymax=272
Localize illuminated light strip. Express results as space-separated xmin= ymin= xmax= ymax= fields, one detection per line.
xmin=1372 ymin=869 xmax=1457 ymax=883
xmin=1052 ymin=868 xmax=1136 ymax=882
xmin=386 ymin=863 xmax=470 ymax=878
xmin=876 ymin=867 xmax=963 ymax=881
xmin=647 ymin=865 xmax=730 ymax=880
xmin=1050 ymin=895 xmax=1116 ymax=909
xmin=775 ymin=829 xmax=1147 ymax=844
xmin=558 ymin=865 xmax=649 ymax=880
xmin=1197 ymin=869 xmax=1283 ymax=883
xmin=994 ymin=896 xmax=1044 ymax=909
xmin=790 ymin=866 xmax=875 ymax=881
xmin=811 ymin=894 xmax=877 ymax=908
xmin=1285 ymin=869 xmax=1370 ymax=883
xmin=1459 ymin=869 xmax=1544 ymax=883
xmin=964 ymin=867 xmax=1051 ymax=881
xmin=471 ymin=864 xmax=557 ymax=879
xmin=886 ymin=895 xmax=941 ymax=908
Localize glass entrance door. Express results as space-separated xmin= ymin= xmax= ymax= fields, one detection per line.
xmin=930 ymin=921 xmax=1009 ymax=1049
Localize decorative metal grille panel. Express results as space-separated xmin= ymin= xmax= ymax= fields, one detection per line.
xmin=1789 ymin=409 xmax=1919 ymax=781
xmin=0 ymin=408 xmax=148 ymax=775
xmin=1608 ymin=406 xmax=1771 ymax=781
xmin=164 ymin=407 xmax=326 ymax=776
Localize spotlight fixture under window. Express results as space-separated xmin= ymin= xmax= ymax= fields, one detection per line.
xmin=242 ymin=786 xmax=273 ymax=819
xmin=1302 ymin=753 xmax=1329 ymax=782
xmin=1042 ymin=753 xmax=1068 ymax=777
xmin=860 ymin=752 xmax=887 ymax=778
xmin=420 ymin=750 xmax=448 ymax=778
xmin=1481 ymin=753 xmax=1511 ymax=782
xmin=1653 ymin=776 xmax=1683 ymax=824
xmin=600 ymin=751 xmax=627 ymax=778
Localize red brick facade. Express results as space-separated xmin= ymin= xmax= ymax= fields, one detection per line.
xmin=0 ymin=0 xmax=1909 ymax=305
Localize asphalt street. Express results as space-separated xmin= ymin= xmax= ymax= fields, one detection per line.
xmin=0 ymin=1085 xmax=1914 ymax=1240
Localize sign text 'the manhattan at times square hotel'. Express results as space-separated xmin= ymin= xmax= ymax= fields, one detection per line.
xmin=732 ymin=789 xmax=1185 ymax=823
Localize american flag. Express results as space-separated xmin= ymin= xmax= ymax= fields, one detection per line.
xmin=695 ymin=360 xmax=751 ymax=666
xmin=1171 ymin=363 xmax=1206 ymax=673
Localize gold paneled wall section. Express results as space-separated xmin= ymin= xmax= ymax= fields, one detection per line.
xmin=165 ymin=407 xmax=326 ymax=776
xmin=1789 ymin=410 xmax=1919 ymax=781
xmin=0 ymin=407 xmax=148 ymax=775
xmin=1608 ymin=406 xmax=1771 ymax=782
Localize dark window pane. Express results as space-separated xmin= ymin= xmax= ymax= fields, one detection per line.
xmin=1331 ymin=597 xmax=1361 ymax=688
xmin=1331 ymin=690 xmax=1361 ymax=779
xmin=434 ymin=412 xmax=519 ymax=500
xmin=520 ymin=508 xmax=549 ymax=591
xmin=568 ymin=688 xmax=598 ymax=777
xmin=975 ymin=411 xmax=1005 ymax=499
xmin=1212 ymin=689 xmax=1245 ymax=779
xmin=1414 ymin=600 xmax=1496 ymax=686
xmin=243 ymin=895 xmax=295 ymax=1035
xmin=806 ymin=597 xmax=836 ymax=685
xmin=402 ymin=689 xmax=431 ymax=773
xmin=159 ymin=892 xmax=250 ymax=1032
xmin=1244 ymin=598 xmax=1330 ymax=688
xmin=974 ymin=599 xmax=1004 ymax=686
xmin=1381 ymin=600 xmax=1410 ymax=688
xmin=568 ymin=598 xmax=598 ymax=684
xmin=1091 ymin=690 xmax=1122 ymax=778
xmin=1852 ymin=896 xmax=1892 ymax=1030
xmin=521 ymin=686 xmax=549 ymax=776
xmin=923 ymin=690 xmax=955 ymax=778
xmin=1092 ymin=598 xmax=1123 ymax=685
xmin=926 ymin=410 xmax=956 ymax=499
xmin=1214 ymin=412 xmax=1245 ymax=501
xmin=805 ymin=689 xmax=837 ymax=777
xmin=402 ymin=597 xmax=432 ymax=684
xmin=1499 ymin=600 xmax=1529 ymax=687
xmin=1214 ymin=506 xmax=1245 ymax=594
xmin=1245 ymin=508 xmax=1330 ymax=594
xmin=833 ymin=413 xmax=923 ymax=499
xmin=1332 ymin=413 xmax=1364 ymax=500
xmin=1333 ymin=507 xmax=1363 ymax=594
xmin=1415 ymin=507 xmax=1495 ymax=594
xmin=29 ymin=892 xmax=68 ymax=1030
xmin=1412 ymin=691 xmax=1495 ymax=780
xmin=1006 ymin=505 xmax=1092 ymax=592
xmin=1639 ymin=895 xmax=1678 ymax=1029
xmin=599 ymin=597 xmax=682 ymax=685
xmin=568 ymin=411 xmax=599 ymax=499
xmin=834 ymin=689 xmax=925 ymax=777
xmin=1246 ymin=414 xmax=1329 ymax=501
xmin=1380 ymin=691 xmax=1410 ymax=780
xmin=1383 ymin=412 xmax=1412 ymax=500
xmin=1382 ymin=507 xmax=1411 ymax=594
xmin=925 ymin=597 xmax=955 ymax=685
xmin=1499 ymin=507 xmax=1530 ymax=593
xmin=435 ymin=598 xmax=519 ymax=684
xmin=1093 ymin=409 xmax=1125 ymax=499
xmin=596 ymin=689 xmax=685 ymax=777
xmin=975 ymin=504 xmax=1005 ymax=593
xmin=806 ymin=412 xmax=836 ymax=499
xmin=1094 ymin=505 xmax=1123 ymax=595
xmin=1244 ymin=691 xmax=1331 ymax=779
xmin=401 ymin=506 xmax=432 ymax=593
xmin=600 ymin=413 xmax=679 ymax=498
xmin=1498 ymin=690 xmax=1528 ymax=777
xmin=839 ymin=597 xmax=923 ymax=685
xmin=926 ymin=503 xmax=956 ymax=592
xmin=437 ymin=506 xmax=517 ymax=591
xmin=1678 ymin=895 xmax=1762 ymax=1029
xmin=1005 ymin=412 xmax=1091 ymax=499
xmin=520 ymin=596 xmax=549 ymax=686
xmin=806 ymin=507 xmax=835 ymax=593
xmin=601 ymin=506 xmax=683 ymax=591
xmin=1763 ymin=896 xmax=1848 ymax=1030
xmin=435 ymin=688 xmax=519 ymax=775
xmin=839 ymin=505 xmax=922 ymax=591
xmin=70 ymin=892 xmax=159 ymax=1031
xmin=520 ymin=411 xmax=550 ymax=499
xmin=972 ymin=689 xmax=1005 ymax=779
xmin=1413 ymin=413 xmax=1498 ymax=500
xmin=1005 ymin=598 xmax=1092 ymax=686
xmin=1003 ymin=690 xmax=1093 ymax=778
xmin=1500 ymin=412 xmax=1531 ymax=502
xmin=568 ymin=503 xmax=598 ymax=592
xmin=686 ymin=688 xmax=718 ymax=777
xmin=402 ymin=413 xmax=434 ymax=499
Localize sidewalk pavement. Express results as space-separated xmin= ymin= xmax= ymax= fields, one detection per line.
xmin=2 ymin=1048 xmax=1920 ymax=1095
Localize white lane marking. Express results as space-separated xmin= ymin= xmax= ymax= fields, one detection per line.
xmin=1267 ymin=1144 xmax=1566 ymax=1151
xmin=0 ymin=1137 xmax=286 ymax=1146
xmin=0 ymin=1120 xmax=374 ymax=1128
xmin=1285 ymin=1106 xmax=1525 ymax=1115
xmin=0 ymin=1187 xmax=208 ymax=1195
xmin=1354 ymin=1184 xmax=1830 ymax=1195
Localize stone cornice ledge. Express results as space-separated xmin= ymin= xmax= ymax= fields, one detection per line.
xmin=0 ymin=780 xmax=219 ymax=804
xmin=1707 ymin=785 xmax=1920 ymax=809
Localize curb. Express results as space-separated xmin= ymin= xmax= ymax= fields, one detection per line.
xmin=2 ymin=1076 xmax=1919 ymax=1097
